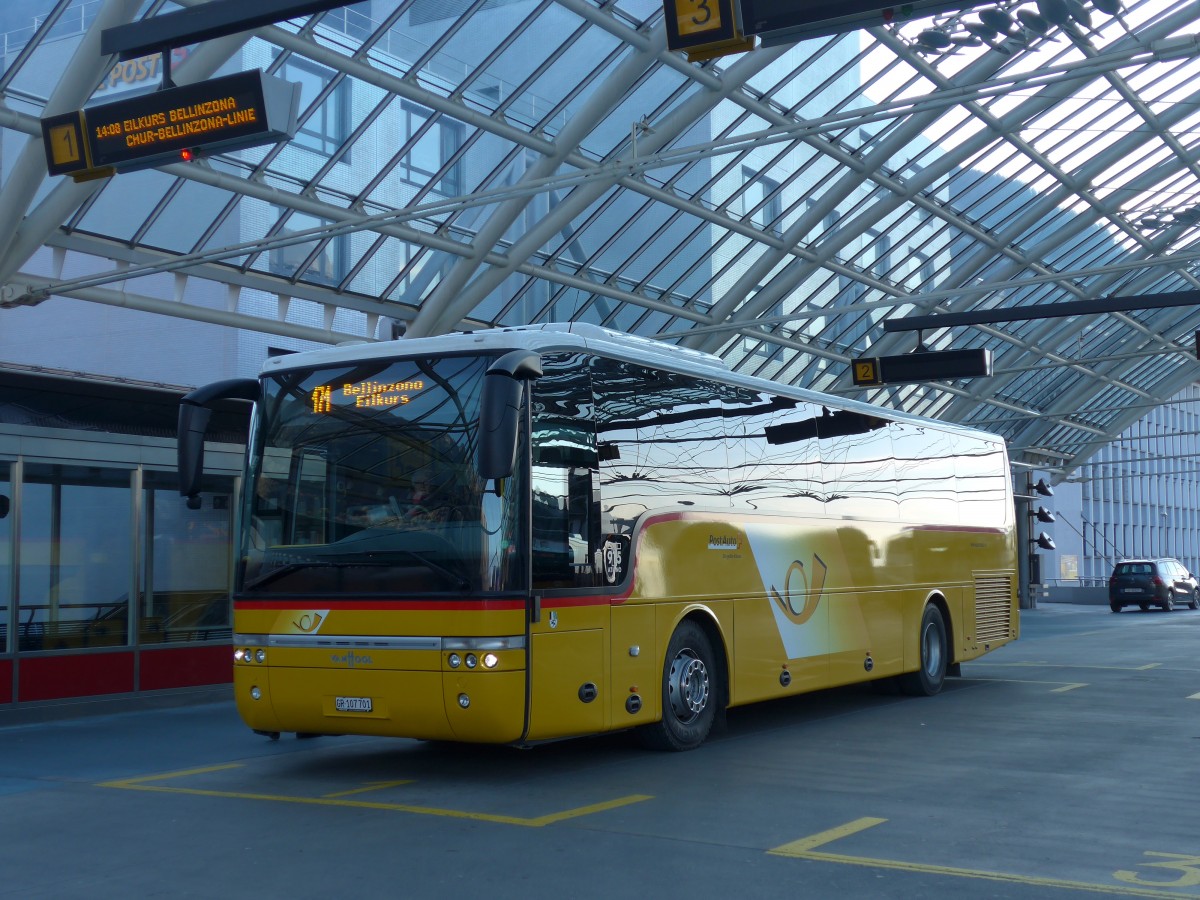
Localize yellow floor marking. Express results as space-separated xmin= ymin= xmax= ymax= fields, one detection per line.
xmin=769 ymin=819 xmax=1196 ymax=899
xmin=98 ymin=765 xmax=651 ymax=827
xmin=768 ymin=817 xmax=887 ymax=854
xmin=323 ymin=780 xmax=413 ymax=798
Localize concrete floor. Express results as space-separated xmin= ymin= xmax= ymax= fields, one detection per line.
xmin=2 ymin=602 xmax=1199 ymax=899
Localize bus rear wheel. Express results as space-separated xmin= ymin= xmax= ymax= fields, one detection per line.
xmin=899 ymin=603 xmax=948 ymax=697
xmin=638 ymin=619 xmax=718 ymax=752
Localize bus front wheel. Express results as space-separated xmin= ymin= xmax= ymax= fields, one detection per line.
xmin=638 ymin=619 xmax=718 ymax=752
xmin=899 ymin=603 xmax=948 ymax=697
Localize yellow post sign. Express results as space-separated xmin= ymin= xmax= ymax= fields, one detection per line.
xmin=852 ymin=358 xmax=881 ymax=387
xmin=664 ymin=0 xmax=754 ymax=61
xmin=675 ymin=0 xmax=723 ymax=36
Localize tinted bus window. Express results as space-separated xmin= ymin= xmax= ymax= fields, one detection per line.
xmin=591 ymin=357 xmax=730 ymax=532
xmin=531 ymin=353 xmax=599 ymax=589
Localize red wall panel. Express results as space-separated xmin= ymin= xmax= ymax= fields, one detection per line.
xmin=0 ymin=658 xmax=12 ymax=703
xmin=139 ymin=644 xmax=232 ymax=691
xmin=19 ymin=652 xmax=135 ymax=702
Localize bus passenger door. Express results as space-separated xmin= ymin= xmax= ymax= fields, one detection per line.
xmin=524 ymin=352 xmax=609 ymax=742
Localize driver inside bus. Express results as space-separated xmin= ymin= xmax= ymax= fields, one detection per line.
xmin=407 ymin=472 xmax=456 ymax=524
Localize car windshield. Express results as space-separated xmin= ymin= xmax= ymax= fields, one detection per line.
xmin=240 ymin=354 xmax=526 ymax=597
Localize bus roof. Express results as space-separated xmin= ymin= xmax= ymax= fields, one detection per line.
xmin=261 ymin=323 xmax=1005 ymax=445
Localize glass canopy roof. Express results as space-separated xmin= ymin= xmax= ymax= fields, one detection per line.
xmin=1 ymin=0 xmax=1199 ymax=478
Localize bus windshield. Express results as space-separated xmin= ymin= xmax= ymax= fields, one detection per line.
xmin=240 ymin=354 xmax=525 ymax=597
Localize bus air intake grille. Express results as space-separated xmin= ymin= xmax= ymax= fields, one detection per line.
xmin=974 ymin=573 xmax=1013 ymax=642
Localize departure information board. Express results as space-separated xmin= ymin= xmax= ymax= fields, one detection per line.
xmin=41 ymin=70 xmax=299 ymax=180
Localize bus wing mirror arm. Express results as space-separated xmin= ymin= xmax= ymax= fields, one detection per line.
xmin=477 ymin=350 xmax=542 ymax=482
xmin=177 ymin=377 xmax=259 ymax=509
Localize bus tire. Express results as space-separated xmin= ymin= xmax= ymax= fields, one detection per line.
xmin=899 ymin=603 xmax=947 ymax=697
xmin=638 ymin=619 xmax=717 ymax=752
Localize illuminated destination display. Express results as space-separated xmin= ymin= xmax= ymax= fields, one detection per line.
xmin=87 ymin=70 xmax=298 ymax=170
xmin=312 ymin=380 xmax=427 ymax=412
xmin=41 ymin=69 xmax=299 ymax=179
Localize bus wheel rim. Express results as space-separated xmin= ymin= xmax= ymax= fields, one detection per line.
xmin=668 ymin=649 xmax=709 ymax=722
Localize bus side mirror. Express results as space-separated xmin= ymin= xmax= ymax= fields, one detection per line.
xmin=477 ymin=350 xmax=542 ymax=481
xmin=177 ymin=377 xmax=259 ymax=509
xmin=178 ymin=402 xmax=214 ymax=509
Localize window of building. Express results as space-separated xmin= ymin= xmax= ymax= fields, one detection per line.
xmin=277 ymin=54 xmax=351 ymax=161
xmin=398 ymin=101 xmax=465 ymax=196
xmin=740 ymin=166 xmax=782 ymax=235
xmin=269 ymin=209 xmax=348 ymax=285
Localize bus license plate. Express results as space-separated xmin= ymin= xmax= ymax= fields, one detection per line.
xmin=335 ymin=696 xmax=372 ymax=712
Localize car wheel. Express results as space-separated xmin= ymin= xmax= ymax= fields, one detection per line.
xmin=1139 ymin=603 xmax=1149 ymax=611
xmin=1190 ymin=589 xmax=1200 ymax=611
xmin=1163 ymin=595 xmax=1175 ymax=612
xmin=1110 ymin=601 xmax=1122 ymax=613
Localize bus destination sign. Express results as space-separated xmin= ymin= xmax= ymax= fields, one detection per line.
xmin=41 ymin=70 xmax=299 ymax=180
xmin=312 ymin=379 xmax=427 ymax=413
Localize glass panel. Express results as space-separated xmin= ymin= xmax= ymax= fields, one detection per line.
xmin=141 ymin=471 xmax=234 ymax=644
xmin=19 ymin=465 xmax=132 ymax=652
xmin=0 ymin=462 xmax=9 ymax=654
xmin=243 ymin=353 xmax=524 ymax=596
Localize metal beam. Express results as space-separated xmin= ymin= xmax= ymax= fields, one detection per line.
xmin=883 ymin=290 xmax=1200 ymax=332
xmin=100 ymin=0 xmax=354 ymax=59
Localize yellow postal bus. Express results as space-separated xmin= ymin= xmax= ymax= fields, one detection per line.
xmin=178 ymin=323 xmax=1017 ymax=751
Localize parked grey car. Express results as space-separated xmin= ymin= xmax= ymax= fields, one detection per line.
xmin=1108 ymin=558 xmax=1200 ymax=612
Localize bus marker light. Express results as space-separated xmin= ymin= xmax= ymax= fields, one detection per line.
xmin=458 ymin=693 xmax=470 ymax=709
xmin=250 ymin=686 xmax=262 ymax=701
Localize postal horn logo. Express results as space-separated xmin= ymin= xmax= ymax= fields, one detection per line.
xmin=769 ymin=554 xmax=828 ymax=626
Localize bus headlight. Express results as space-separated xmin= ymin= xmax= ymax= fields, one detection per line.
xmin=482 ymin=653 xmax=499 ymax=669
xmin=448 ymin=653 xmax=461 ymax=668
xmin=465 ymin=654 xmax=478 ymax=669
xmin=458 ymin=693 xmax=470 ymax=709
xmin=255 ymin=649 xmax=266 ymax=664
xmin=250 ymin=686 xmax=262 ymax=701
xmin=234 ymin=649 xmax=246 ymax=663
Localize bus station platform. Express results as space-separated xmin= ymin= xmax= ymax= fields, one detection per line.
xmin=2 ymin=601 xmax=1199 ymax=900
